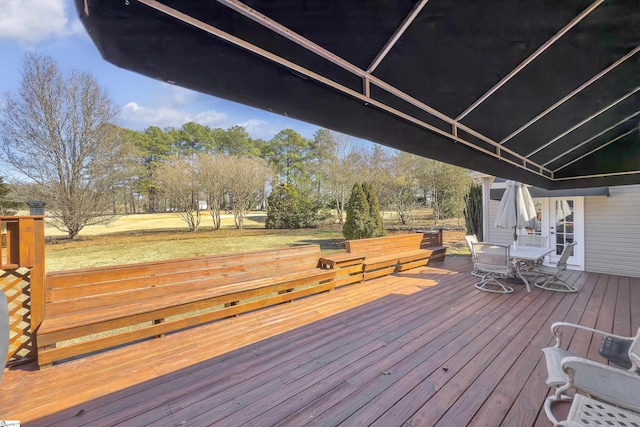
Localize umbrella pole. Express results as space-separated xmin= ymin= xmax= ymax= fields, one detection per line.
xmin=513 ymin=185 xmax=518 ymax=245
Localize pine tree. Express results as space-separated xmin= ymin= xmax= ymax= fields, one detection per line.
xmin=342 ymin=183 xmax=371 ymax=240
xmin=266 ymin=183 xmax=327 ymax=229
xmin=266 ymin=183 xmax=302 ymax=229
xmin=362 ymin=181 xmax=385 ymax=237
xmin=0 ymin=177 xmax=20 ymax=215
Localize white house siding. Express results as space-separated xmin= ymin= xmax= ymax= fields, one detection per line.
xmin=584 ymin=185 xmax=640 ymax=278
xmin=486 ymin=199 xmax=516 ymax=245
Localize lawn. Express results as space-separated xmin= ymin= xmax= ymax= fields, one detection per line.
xmin=43 ymin=210 xmax=470 ymax=272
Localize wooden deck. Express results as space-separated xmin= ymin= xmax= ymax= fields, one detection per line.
xmin=2 ymin=256 xmax=638 ymax=426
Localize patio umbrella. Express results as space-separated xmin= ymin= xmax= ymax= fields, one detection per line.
xmin=495 ymin=180 xmax=537 ymax=244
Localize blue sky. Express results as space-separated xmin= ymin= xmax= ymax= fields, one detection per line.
xmin=0 ymin=0 xmax=336 ymax=141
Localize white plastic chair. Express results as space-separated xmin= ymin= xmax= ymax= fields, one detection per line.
xmin=542 ymin=322 xmax=640 ymax=425
xmin=555 ymin=394 xmax=640 ymax=427
xmin=517 ymin=234 xmax=548 ymax=268
xmin=464 ymin=235 xmax=480 ymax=277
xmin=464 ymin=234 xmax=478 ymax=252
xmin=532 ymin=242 xmax=577 ymax=292
xmin=517 ymin=234 xmax=548 ymax=248
xmin=471 ymin=243 xmax=514 ymax=294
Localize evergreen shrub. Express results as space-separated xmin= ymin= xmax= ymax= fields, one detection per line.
xmin=265 ymin=183 xmax=327 ymax=229
xmin=463 ymin=183 xmax=483 ymax=240
xmin=362 ymin=181 xmax=385 ymax=237
xmin=343 ymin=182 xmax=386 ymax=239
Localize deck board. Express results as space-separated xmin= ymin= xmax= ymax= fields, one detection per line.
xmin=1 ymin=256 xmax=638 ymax=426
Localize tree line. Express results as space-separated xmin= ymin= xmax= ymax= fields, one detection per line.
xmin=0 ymin=53 xmax=471 ymax=239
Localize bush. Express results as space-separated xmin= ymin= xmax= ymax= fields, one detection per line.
xmin=343 ymin=183 xmax=369 ymax=239
xmin=463 ymin=183 xmax=483 ymax=240
xmin=362 ymin=181 xmax=385 ymax=237
xmin=265 ymin=183 xmax=326 ymax=229
xmin=343 ymin=182 xmax=388 ymax=240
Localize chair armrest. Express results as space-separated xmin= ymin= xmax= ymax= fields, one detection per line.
xmin=550 ymin=321 xmax=633 ymax=348
xmin=561 ymin=356 xmax=640 ymax=412
xmin=556 ymin=422 xmax=582 ymax=427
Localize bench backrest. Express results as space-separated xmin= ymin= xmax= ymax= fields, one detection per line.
xmin=45 ymin=245 xmax=322 ymax=309
xmin=419 ymin=230 xmax=443 ymax=247
xmin=346 ymin=233 xmax=425 ymax=256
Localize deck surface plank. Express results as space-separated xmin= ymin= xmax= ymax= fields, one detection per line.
xmin=478 ymin=273 xmax=583 ymax=427
xmin=1 ymin=256 xmax=637 ymax=427
xmin=612 ymin=276 xmax=631 ymax=338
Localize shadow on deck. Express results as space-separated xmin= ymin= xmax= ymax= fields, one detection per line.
xmin=1 ymin=256 xmax=638 ymax=426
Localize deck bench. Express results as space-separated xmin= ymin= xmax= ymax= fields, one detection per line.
xmin=345 ymin=231 xmax=446 ymax=280
xmin=36 ymin=245 xmax=335 ymax=367
xmin=318 ymin=253 xmax=366 ymax=286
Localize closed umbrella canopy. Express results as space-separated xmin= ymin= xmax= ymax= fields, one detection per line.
xmin=495 ymin=180 xmax=537 ymax=241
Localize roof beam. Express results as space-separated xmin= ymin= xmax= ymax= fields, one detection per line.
xmin=215 ymin=0 xmax=453 ymax=127
xmin=500 ymin=46 xmax=640 ymax=145
xmin=366 ymin=0 xmax=430 ymax=73
xmin=542 ymin=111 xmax=640 ymax=167
xmin=554 ymin=169 xmax=640 ymax=181
xmin=455 ymin=0 xmax=604 ymax=121
xmin=214 ymin=0 xmax=551 ymax=175
xmin=526 ymin=87 xmax=640 ymax=157
xmin=554 ymin=128 xmax=637 ymax=173
xmin=137 ymin=0 xmax=551 ymax=179
xmin=137 ymin=0 xmax=552 ymax=179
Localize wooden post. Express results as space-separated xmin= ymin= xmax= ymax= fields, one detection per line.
xmin=3 ymin=220 xmax=20 ymax=269
xmin=30 ymin=218 xmax=46 ymax=333
xmin=1 ymin=216 xmax=46 ymax=365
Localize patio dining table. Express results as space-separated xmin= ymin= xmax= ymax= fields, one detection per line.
xmin=510 ymin=246 xmax=555 ymax=292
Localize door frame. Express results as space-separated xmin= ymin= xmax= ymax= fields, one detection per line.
xmin=535 ymin=197 xmax=585 ymax=271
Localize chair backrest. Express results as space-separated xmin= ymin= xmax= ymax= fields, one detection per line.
xmin=472 ymin=243 xmax=511 ymax=275
xmin=556 ymin=242 xmax=577 ymax=271
xmin=517 ymin=234 xmax=548 ymax=248
xmin=465 ymin=235 xmax=478 ymax=255
xmin=629 ymin=327 xmax=640 ymax=372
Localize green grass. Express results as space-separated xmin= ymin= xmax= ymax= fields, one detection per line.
xmin=45 ymin=228 xmax=346 ymax=271
xmin=44 ymin=210 xmax=469 ymax=272
xmin=41 ymin=212 xmax=469 ymax=352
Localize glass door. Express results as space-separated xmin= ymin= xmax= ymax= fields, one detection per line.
xmin=532 ymin=197 xmax=584 ymax=270
xmin=548 ymin=198 xmax=584 ymax=269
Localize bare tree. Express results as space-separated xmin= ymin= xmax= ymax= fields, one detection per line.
xmin=0 ymin=54 xmax=130 ymax=239
xmin=313 ymin=130 xmax=355 ymax=224
xmin=154 ymin=155 xmax=202 ymax=232
xmin=227 ymin=156 xmax=272 ymax=229
xmin=197 ymin=152 xmax=228 ymax=230
xmin=388 ymin=152 xmax=419 ymax=225
xmin=353 ymin=145 xmax=394 ymax=220
xmin=415 ymin=158 xmax=470 ymax=225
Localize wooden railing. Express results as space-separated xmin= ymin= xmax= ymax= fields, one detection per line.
xmin=1 ymin=216 xmax=46 ymax=365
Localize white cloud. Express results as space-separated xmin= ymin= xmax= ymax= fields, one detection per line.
xmin=165 ymin=85 xmax=198 ymax=107
xmin=121 ymin=102 xmax=227 ymax=129
xmin=0 ymin=0 xmax=84 ymax=44
xmin=187 ymin=110 xmax=228 ymax=127
xmin=236 ymin=119 xmax=277 ymax=140
xmin=68 ymin=17 xmax=89 ymax=40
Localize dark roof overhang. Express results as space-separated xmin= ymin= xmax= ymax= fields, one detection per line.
xmin=75 ymin=0 xmax=640 ymax=189
xmin=490 ymin=177 xmax=610 ymax=201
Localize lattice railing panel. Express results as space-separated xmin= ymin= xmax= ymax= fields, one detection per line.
xmin=1 ymin=268 xmax=33 ymax=364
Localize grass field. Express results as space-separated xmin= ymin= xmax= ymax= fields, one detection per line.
xmin=43 ymin=210 xmax=470 ymax=271
xmin=43 ymin=212 xmax=268 ymax=237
